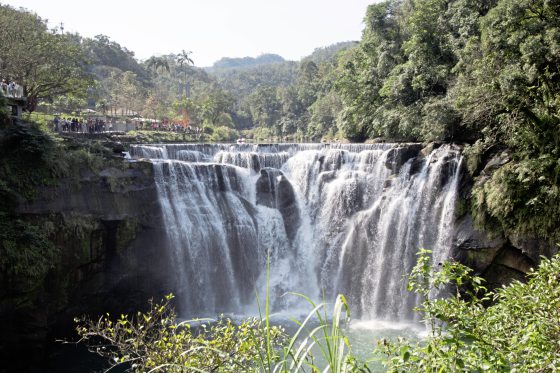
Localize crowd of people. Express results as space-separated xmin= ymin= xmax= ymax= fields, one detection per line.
xmin=53 ymin=116 xmax=111 ymax=133
xmin=51 ymin=116 xmax=204 ymax=135
xmin=0 ymin=79 xmax=24 ymax=98
xmin=135 ymin=121 xmax=203 ymax=134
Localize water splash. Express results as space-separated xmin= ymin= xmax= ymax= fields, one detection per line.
xmin=134 ymin=143 xmax=462 ymax=320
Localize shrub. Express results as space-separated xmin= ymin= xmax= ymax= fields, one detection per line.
xmin=75 ymin=250 xmax=560 ymax=372
xmin=75 ymin=293 xmax=355 ymax=372
xmin=210 ymin=126 xmax=239 ymax=142
xmin=75 ymin=295 xmax=286 ymax=372
xmin=377 ymin=249 xmax=560 ymax=372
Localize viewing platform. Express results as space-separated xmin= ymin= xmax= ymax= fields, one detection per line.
xmin=1 ymin=81 xmax=26 ymax=118
xmin=4 ymin=96 xmax=26 ymax=118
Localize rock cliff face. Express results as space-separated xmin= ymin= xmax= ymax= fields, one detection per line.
xmin=451 ymin=150 xmax=557 ymax=290
xmin=0 ymin=160 xmax=175 ymax=371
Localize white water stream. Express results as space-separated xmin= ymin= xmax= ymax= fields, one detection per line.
xmin=131 ymin=143 xmax=462 ymax=322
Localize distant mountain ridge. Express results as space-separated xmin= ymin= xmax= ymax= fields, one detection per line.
xmin=209 ymin=54 xmax=286 ymax=71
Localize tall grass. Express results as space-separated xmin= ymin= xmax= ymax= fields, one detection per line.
xmin=253 ymin=257 xmax=355 ymax=372
xmin=279 ymin=293 xmax=352 ymax=372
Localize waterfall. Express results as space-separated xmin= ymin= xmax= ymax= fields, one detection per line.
xmin=132 ymin=143 xmax=463 ymax=320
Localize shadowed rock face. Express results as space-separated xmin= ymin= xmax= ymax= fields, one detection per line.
xmin=256 ymin=168 xmax=301 ymax=242
xmin=0 ymin=161 xmax=175 ymax=371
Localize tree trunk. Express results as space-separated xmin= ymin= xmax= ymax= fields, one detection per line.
xmin=25 ymin=95 xmax=38 ymax=113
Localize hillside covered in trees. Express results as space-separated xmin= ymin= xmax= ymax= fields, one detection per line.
xmin=1 ymin=0 xmax=558 ymax=252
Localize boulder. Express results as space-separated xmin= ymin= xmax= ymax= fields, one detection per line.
xmin=452 ymin=214 xmax=507 ymax=273
xmin=256 ymin=168 xmax=300 ymax=242
xmin=384 ymin=144 xmax=423 ymax=173
xmin=509 ymin=233 xmax=558 ymax=264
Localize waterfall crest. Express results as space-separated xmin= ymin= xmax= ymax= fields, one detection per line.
xmin=132 ymin=143 xmax=462 ymax=320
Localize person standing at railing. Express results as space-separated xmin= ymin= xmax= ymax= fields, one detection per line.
xmin=1 ymin=79 xmax=7 ymax=96
xmin=16 ymin=82 xmax=23 ymax=98
xmin=7 ymin=82 xmax=15 ymax=97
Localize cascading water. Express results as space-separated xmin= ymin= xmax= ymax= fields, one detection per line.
xmin=131 ymin=143 xmax=462 ymax=321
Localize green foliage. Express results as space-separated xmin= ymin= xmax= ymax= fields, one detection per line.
xmin=246 ymin=85 xmax=282 ymax=130
xmin=210 ymin=126 xmax=239 ymax=142
xmin=334 ymin=0 xmax=560 ymax=240
xmin=0 ymin=120 xmax=122 ymax=299
xmin=453 ymin=0 xmax=560 ymax=242
xmin=76 ymin=252 xmax=560 ymax=372
xmin=301 ymin=42 xmax=357 ymax=65
xmin=76 ymin=271 xmax=356 ymax=372
xmin=377 ymin=249 xmax=560 ymax=372
xmin=76 ymin=296 xmax=356 ymax=372
xmin=0 ymin=121 xmax=62 ymax=292
xmin=0 ymin=122 xmax=59 ymax=198
xmin=336 ymin=0 xmax=466 ymax=141
xmin=76 ymin=295 xmax=286 ymax=372
xmin=0 ymin=4 xmax=93 ymax=111
xmin=126 ymin=130 xmax=200 ymax=143
xmin=212 ymin=54 xmax=285 ymax=70
xmin=473 ymin=157 xmax=560 ymax=242
xmin=0 ymin=214 xmax=58 ymax=288
xmin=0 ymin=93 xmax=7 ymax=120
xmin=84 ymin=34 xmax=148 ymax=81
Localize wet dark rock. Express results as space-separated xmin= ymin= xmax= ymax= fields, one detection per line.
xmin=250 ymin=153 xmax=261 ymax=173
xmin=480 ymin=151 xmax=511 ymax=177
xmin=453 ymin=215 xmax=507 ymax=273
xmin=322 ymin=149 xmax=347 ymax=171
xmin=454 ymin=147 xmax=554 ymax=290
xmin=256 ymin=168 xmax=280 ymax=208
xmin=437 ymin=152 xmax=460 ymax=188
xmin=276 ymin=175 xmax=301 ymax=242
xmin=255 ymin=168 xmax=300 ymax=242
xmin=102 ymin=140 xmax=125 ymax=154
xmin=384 ymin=144 xmax=423 ymax=173
xmin=409 ymin=156 xmax=425 ymax=175
xmin=420 ymin=142 xmax=443 ymax=158
xmin=451 ymin=215 xmax=542 ymax=290
xmin=509 ymin=233 xmax=558 ymax=264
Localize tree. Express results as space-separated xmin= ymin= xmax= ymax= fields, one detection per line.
xmin=0 ymin=5 xmax=93 ymax=111
xmin=176 ymin=50 xmax=194 ymax=68
xmin=176 ymin=50 xmax=194 ymax=97
xmin=145 ymin=56 xmax=170 ymax=74
xmin=83 ymin=34 xmax=148 ymax=81
xmin=246 ymin=85 xmax=282 ymax=129
xmin=75 ymin=295 xmax=286 ymax=372
xmin=200 ymin=87 xmax=234 ymax=126
xmin=455 ymin=0 xmax=560 ymax=242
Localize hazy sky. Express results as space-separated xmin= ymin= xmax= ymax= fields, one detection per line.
xmin=2 ymin=0 xmax=375 ymax=66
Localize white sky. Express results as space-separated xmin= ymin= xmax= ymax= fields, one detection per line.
xmin=1 ymin=0 xmax=375 ymax=66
